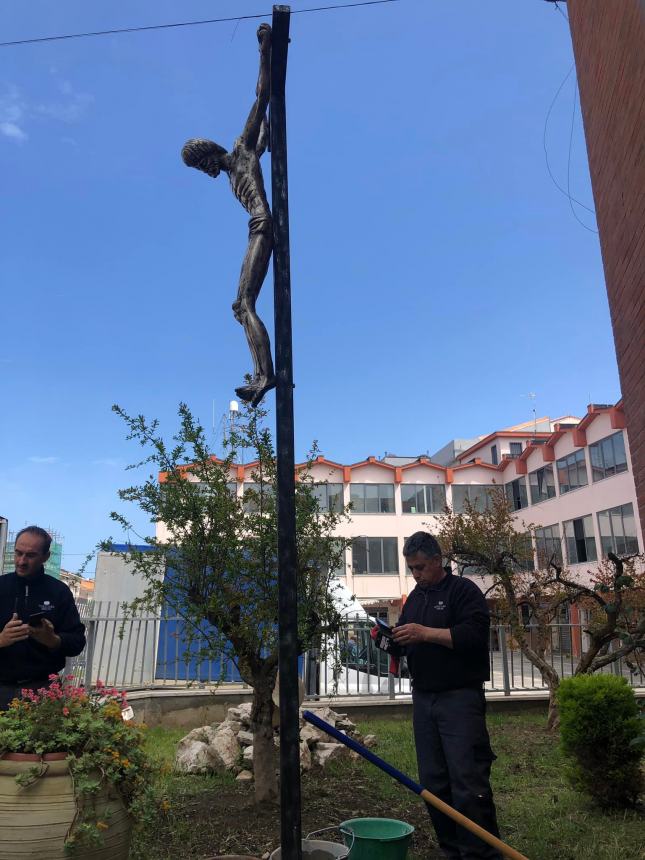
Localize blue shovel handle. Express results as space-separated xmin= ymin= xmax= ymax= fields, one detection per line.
xmin=303 ymin=709 xmax=424 ymax=794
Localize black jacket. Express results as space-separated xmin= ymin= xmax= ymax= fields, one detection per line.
xmin=398 ymin=573 xmax=490 ymax=692
xmin=0 ymin=568 xmax=86 ymax=683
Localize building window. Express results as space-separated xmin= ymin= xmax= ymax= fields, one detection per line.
xmin=309 ymin=538 xmax=346 ymax=578
xmin=597 ymin=503 xmax=639 ymax=556
xmin=452 ymin=485 xmax=496 ymax=513
xmin=350 ymin=483 xmax=395 ymax=513
xmin=195 ymin=481 xmax=237 ymax=497
xmin=329 ymin=540 xmax=346 ymax=577
xmin=556 ymin=449 xmax=588 ymax=494
xmin=509 ymin=442 xmax=523 ymax=457
xmin=529 ymin=465 xmax=556 ymax=504
xmin=505 ymin=478 xmax=528 ymax=511
xmin=563 ymin=515 xmax=597 ymax=565
xmin=351 ymin=537 xmax=398 ymax=574
xmin=243 ymin=482 xmax=274 ymax=513
xmin=535 ymin=524 xmax=562 ymax=567
xmin=510 ymin=533 xmax=535 ymax=572
xmin=589 ymin=432 xmax=628 ymax=482
xmin=491 ymin=445 xmax=498 ymax=466
xmin=312 ymin=483 xmax=344 ymax=512
xmin=401 ymin=484 xmax=446 ymax=514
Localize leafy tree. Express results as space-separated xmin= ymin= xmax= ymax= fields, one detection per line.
xmin=436 ymin=489 xmax=645 ymax=728
xmin=104 ymin=402 xmax=349 ymax=803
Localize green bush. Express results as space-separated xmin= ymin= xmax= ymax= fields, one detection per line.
xmin=558 ymin=674 xmax=643 ymax=808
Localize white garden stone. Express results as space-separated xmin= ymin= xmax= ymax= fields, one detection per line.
xmin=177 ymin=725 xmax=218 ymax=747
xmin=226 ymin=706 xmax=244 ymax=722
xmin=175 ymin=705 xmax=371 ymax=781
xmin=299 ymin=739 xmax=312 ymax=772
xmin=300 ymin=723 xmax=325 ymax=747
xmin=312 ymin=742 xmax=346 ymax=767
xmin=237 ymin=702 xmax=253 ymax=721
xmin=211 ymin=725 xmax=240 ymax=770
xmin=175 ymin=739 xmax=219 ymax=774
xmin=302 ymin=706 xmax=337 ymax=727
xmin=236 ymin=769 xmax=253 ymax=782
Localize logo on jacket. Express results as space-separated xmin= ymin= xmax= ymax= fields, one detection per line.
xmin=434 ymin=600 xmax=446 ymax=611
xmin=38 ymin=600 xmax=54 ymax=611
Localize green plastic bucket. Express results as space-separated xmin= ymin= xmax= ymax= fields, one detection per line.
xmin=339 ymin=818 xmax=414 ymax=860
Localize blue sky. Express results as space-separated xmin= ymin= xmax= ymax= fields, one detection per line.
xmin=1 ymin=1 xmax=618 ymax=573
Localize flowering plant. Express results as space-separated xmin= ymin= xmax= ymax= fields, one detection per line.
xmin=0 ymin=675 xmax=155 ymax=853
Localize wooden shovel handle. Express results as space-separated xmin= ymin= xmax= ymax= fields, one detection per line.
xmin=420 ymin=787 xmax=529 ymax=860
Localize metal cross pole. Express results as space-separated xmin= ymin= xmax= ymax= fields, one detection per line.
xmin=270 ymin=6 xmax=302 ymax=859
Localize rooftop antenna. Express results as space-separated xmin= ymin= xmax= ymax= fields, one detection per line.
xmin=521 ymin=392 xmax=537 ymax=435
xmin=528 ymin=392 xmax=537 ymax=435
xmin=229 ymin=399 xmax=241 ymax=464
xmin=229 ymin=399 xmax=239 ymax=431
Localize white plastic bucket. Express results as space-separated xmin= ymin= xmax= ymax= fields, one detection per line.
xmin=269 ymin=830 xmax=350 ymax=860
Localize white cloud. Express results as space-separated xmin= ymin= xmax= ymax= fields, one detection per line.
xmin=1 ymin=78 xmax=93 ymax=143
xmin=28 ymin=456 xmax=60 ymax=464
xmin=35 ymin=80 xmax=93 ymax=123
xmin=0 ymin=121 xmax=27 ymax=141
xmin=0 ymin=86 xmax=27 ymax=142
xmin=92 ymin=458 xmax=123 ymax=468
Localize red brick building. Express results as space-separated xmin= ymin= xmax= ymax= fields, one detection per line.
xmin=566 ymin=0 xmax=645 ymax=533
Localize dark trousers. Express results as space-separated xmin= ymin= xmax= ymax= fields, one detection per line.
xmin=413 ymin=687 xmax=503 ymax=860
xmin=0 ymin=680 xmax=52 ymax=711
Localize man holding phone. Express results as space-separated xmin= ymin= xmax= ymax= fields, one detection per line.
xmin=0 ymin=526 xmax=86 ymax=710
xmin=393 ymin=531 xmax=502 ymax=860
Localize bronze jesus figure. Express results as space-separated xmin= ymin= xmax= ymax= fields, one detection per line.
xmin=182 ymin=23 xmax=275 ymax=407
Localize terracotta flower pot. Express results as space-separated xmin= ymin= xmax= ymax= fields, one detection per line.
xmin=0 ymin=753 xmax=131 ymax=859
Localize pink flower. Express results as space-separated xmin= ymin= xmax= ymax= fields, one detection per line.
xmin=62 ymin=707 xmax=70 ymax=716
xmin=48 ymin=674 xmax=59 ymax=681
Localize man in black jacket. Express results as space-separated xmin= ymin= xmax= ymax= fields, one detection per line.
xmin=0 ymin=526 xmax=86 ymax=710
xmin=393 ymin=531 xmax=502 ymax=860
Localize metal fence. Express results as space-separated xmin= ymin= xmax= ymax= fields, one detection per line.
xmin=67 ymin=606 xmax=645 ymax=698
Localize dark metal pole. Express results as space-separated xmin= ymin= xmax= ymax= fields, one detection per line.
xmin=270 ymin=6 xmax=302 ymax=860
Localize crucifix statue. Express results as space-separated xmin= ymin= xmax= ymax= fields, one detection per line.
xmin=182 ymin=23 xmax=275 ymax=407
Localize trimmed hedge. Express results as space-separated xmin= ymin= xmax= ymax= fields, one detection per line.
xmin=558 ymin=674 xmax=643 ymax=808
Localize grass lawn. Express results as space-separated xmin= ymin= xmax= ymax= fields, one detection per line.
xmin=131 ymin=711 xmax=644 ymax=860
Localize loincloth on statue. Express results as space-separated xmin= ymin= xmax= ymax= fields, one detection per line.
xmin=248 ymin=212 xmax=272 ymax=236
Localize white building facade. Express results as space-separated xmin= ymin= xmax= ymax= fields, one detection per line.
xmin=155 ymin=400 xmax=641 ymax=624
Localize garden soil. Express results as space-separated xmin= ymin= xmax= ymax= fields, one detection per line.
xmin=161 ymin=766 xmax=444 ymax=858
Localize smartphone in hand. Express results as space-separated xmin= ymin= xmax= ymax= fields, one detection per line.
xmin=27 ymin=611 xmax=47 ymax=627
xmin=376 ymin=617 xmax=394 ymax=635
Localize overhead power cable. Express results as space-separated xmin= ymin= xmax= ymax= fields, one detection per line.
xmin=544 ymin=0 xmax=597 ymax=233
xmin=542 ymin=62 xmax=597 ymax=222
xmin=565 ymin=79 xmax=597 ymax=234
xmin=0 ymin=0 xmax=400 ymax=48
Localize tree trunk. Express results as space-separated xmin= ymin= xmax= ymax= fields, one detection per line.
xmin=546 ymin=681 xmax=560 ymax=730
xmin=250 ymin=681 xmax=278 ymax=804
xmin=499 ymin=578 xmax=562 ymax=728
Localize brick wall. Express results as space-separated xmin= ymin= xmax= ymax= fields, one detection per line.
xmin=567 ymin=0 xmax=645 ymax=536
